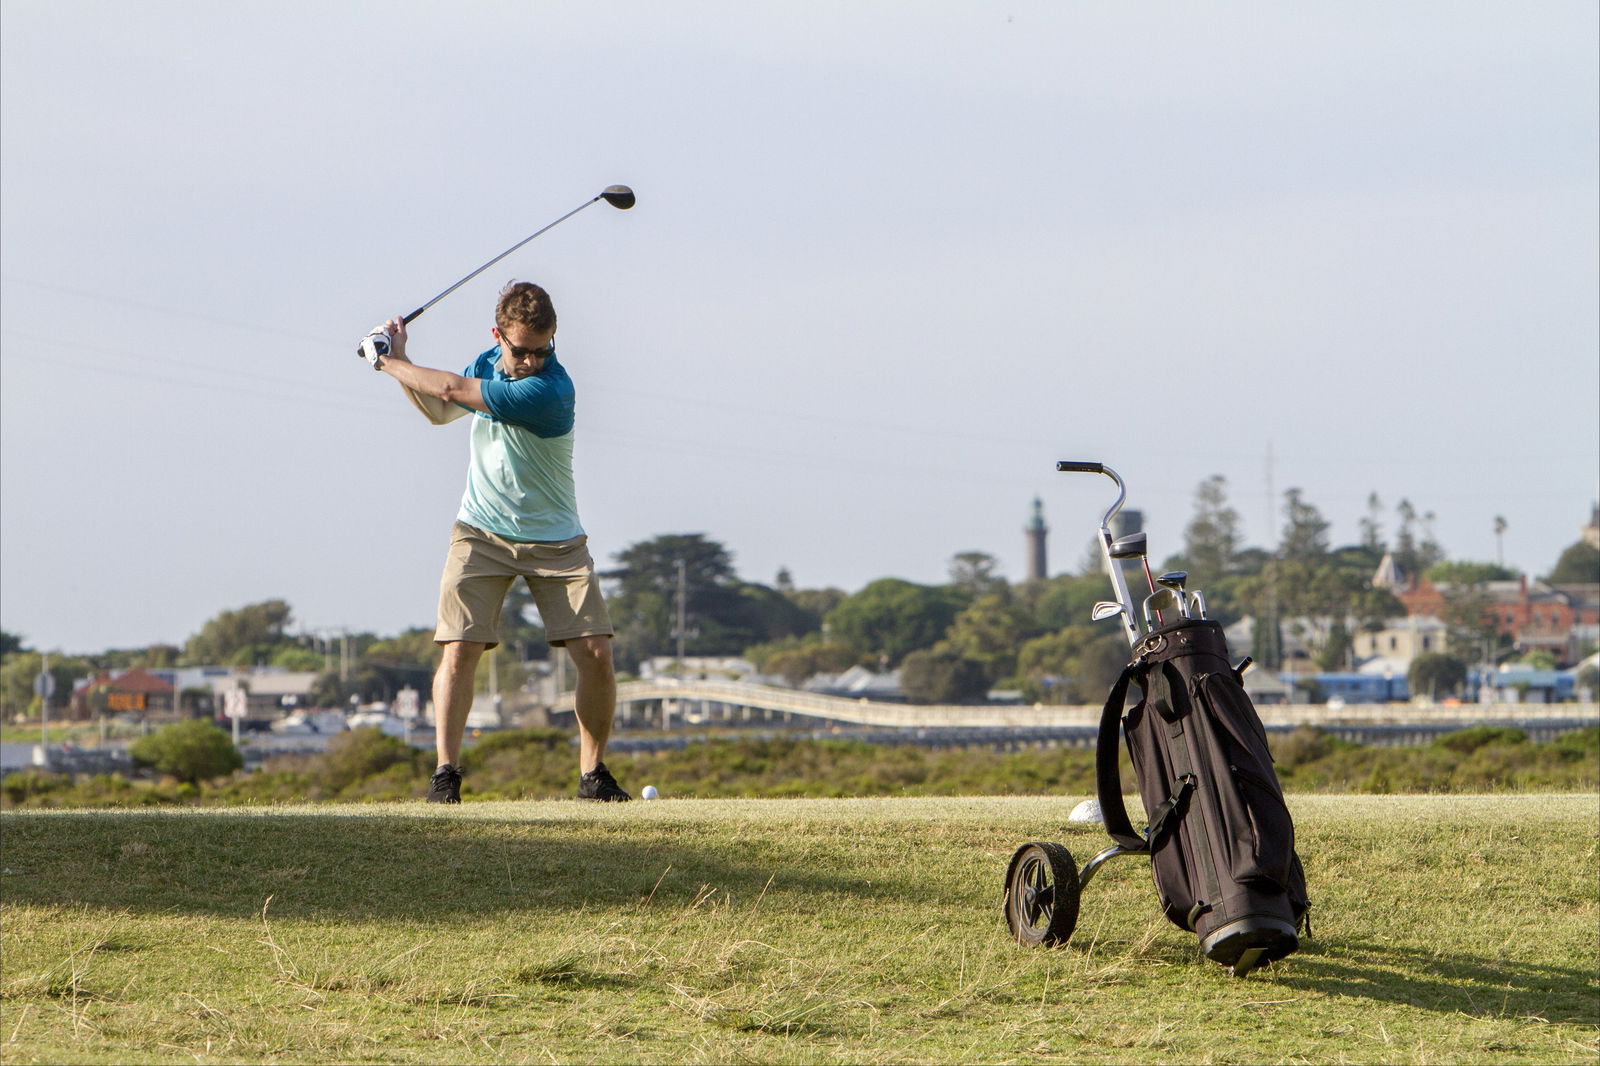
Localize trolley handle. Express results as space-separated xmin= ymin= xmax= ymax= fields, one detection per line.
xmin=1057 ymin=459 xmax=1127 ymax=529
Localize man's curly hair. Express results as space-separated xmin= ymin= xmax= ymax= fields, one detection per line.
xmin=495 ymin=281 xmax=557 ymax=335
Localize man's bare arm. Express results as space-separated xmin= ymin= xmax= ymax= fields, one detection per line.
xmin=400 ymin=381 xmax=472 ymax=425
xmin=370 ymin=316 xmax=489 ymax=419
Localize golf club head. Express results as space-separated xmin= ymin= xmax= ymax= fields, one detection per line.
xmin=601 ymin=184 xmax=636 ymax=209
xmin=1091 ymin=601 xmax=1127 ymax=622
xmin=1156 ymin=570 xmax=1188 ymax=591
xmin=1109 ymin=531 xmax=1148 ymax=559
xmin=1188 ymin=590 xmax=1208 ymax=618
xmin=1142 ymin=587 xmax=1180 ymax=628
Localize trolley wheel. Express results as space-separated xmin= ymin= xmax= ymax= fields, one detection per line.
xmin=1003 ymin=841 xmax=1080 ymax=947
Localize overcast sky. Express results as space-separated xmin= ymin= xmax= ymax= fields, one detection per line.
xmin=2 ymin=1 xmax=1596 ymax=654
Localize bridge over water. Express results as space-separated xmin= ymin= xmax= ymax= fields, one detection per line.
xmin=554 ymin=678 xmax=1597 ymax=732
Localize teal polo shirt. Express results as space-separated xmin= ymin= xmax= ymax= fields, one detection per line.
xmin=455 ymin=347 xmax=584 ymax=542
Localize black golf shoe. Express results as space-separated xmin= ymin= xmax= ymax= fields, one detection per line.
xmin=427 ymin=764 xmax=463 ymax=804
xmin=577 ymin=762 xmax=631 ymax=802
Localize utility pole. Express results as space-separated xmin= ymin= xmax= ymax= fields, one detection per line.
xmin=37 ymin=652 xmax=51 ymax=750
xmin=675 ymin=559 xmax=688 ymax=677
xmin=1264 ymin=442 xmax=1282 ymax=674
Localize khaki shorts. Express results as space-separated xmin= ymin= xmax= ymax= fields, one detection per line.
xmin=435 ymin=522 xmax=614 ymax=648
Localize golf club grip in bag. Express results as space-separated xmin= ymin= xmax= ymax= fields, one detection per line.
xmin=1095 ymin=619 xmax=1310 ymax=970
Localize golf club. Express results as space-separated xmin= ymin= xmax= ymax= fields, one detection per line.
xmin=1156 ymin=571 xmax=1192 ymax=619
xmin=1142 ymin=587 xmax=1181 ymax=630
xmin=1188 ymin=590 xmax=1209 ymax=619
xmin=1091 ymin=601 xmax=1128 ymax=622
xmin=1054 ymin=461 xmax=1141 ymax=645
xmin=357 ymin=184 xmax=635 ymax=361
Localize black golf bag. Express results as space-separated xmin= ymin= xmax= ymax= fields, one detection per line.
xmin=1096 ymin=618 xmax=1310 ymax=971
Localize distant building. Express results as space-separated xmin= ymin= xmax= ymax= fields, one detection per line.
xmin=69 ymin=667 xmax=177 ymax=719
xmin=1024 ymin=497 xmax=1048 ymax=582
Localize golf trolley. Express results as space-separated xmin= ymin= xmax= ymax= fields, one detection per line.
xmin=1001 ymin=461 xmax=1307 ymax=977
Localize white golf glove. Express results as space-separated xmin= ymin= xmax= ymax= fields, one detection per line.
xmin=358 ymin=328 xmax=391 ymax=370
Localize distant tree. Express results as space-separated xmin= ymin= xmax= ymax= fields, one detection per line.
xmin=1427 ymin=561 xmax=1518 ymax=586
xmin=747 ymin=637 xmax=860 ymax=687
xmin=1493 ymin=515 xmax=1508 ymax=568
xmin=1439 ymin=586 xmax=1508 ymax=664
xmin=1359 ymin=492 xmax=1385 ymax=555
xmin=948 ymin=552 xmax=1008 ymax=598
xmin=783 ymin=586 xmax=847 ymax=620
xmin=270 ymin=646 xmax=325 ymax=672
xmin=1014 ymin=627 xmax=1129 ymax=705
xmin=181 ymin=600 xmax=294 ymax=666
xmin=129 ymin=720 xmax=242 ymax=783
xmin=940 ymin=594 xmax=1032 ymax=683
xmin=1546 ymin=541 xmax=1600 ymax=584
xmin=1394 ymin=499 xmax=1419 ymax=577
xmin=1417 ymin=510 xmax=1446 ymax=573
xmin=899 ymin=647 xmax=990 ymax=704
xmin=1 ymin=631 xmax=29 ymax=657
xmin=775 ymin=567 xmax=795 ymax=592
xmin=1024 ymin=574 xmax=1110 ymax=634
xmin=1183 ymin=475 xmax=1242 ymax=581
xmin=1280 ymin=488 xmax=1330 ymax=563
xmin=823 ymin=579 xmax=964 ymax=665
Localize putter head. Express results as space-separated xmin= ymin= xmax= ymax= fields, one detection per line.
xmin=1108 ymin=531 xmax=1148 ymax=559
xmin=1091 ymin=601 xmax=1126 ymax=622
xmin=601 ymin=184 xmax=636 ymax=209
xmin=1156 ymin=570 xmax=1188 ymax=591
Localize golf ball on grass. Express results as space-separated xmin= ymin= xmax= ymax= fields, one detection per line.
xmin=641 ymin=785 xmax=658 ymax=800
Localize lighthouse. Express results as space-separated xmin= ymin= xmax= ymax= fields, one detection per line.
xmin=1025 ymin=497 xmax=1049 ymax=582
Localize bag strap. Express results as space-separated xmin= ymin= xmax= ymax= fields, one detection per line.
xmin=1095 ymin=659 xmax=1150 ymax=853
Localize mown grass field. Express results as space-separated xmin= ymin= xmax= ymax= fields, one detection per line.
xmin=2 ymin=794 xmax=1595 ymax=1064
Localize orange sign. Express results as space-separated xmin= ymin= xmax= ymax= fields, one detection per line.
xmin=106 ymin=692 xmax=148 ymax=713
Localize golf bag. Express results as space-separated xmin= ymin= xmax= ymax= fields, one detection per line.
xmin=1096 ymin=618 xmax=1310 ymax=971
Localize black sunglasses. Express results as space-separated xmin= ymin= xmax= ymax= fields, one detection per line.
xmin=503 ymin=337 xmax=554 ymax=361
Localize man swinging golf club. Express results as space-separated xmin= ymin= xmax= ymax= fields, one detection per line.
xmin=362 ymin=281 xmax=629 ymax=804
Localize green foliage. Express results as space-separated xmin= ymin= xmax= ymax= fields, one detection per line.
xmin=1181 ymin=474 xmax=1242 ymax=582
xmin=1432 ymin=724 xmax=1528 ymax=754
xmin=823 ymin=579 xmax=965 ymax=664
xmin=1407 ymin=652 xmax=1468 ymax=699
xmin=1427 ymin=560 xmax=1518 ymax=585
xmin=7 ymin=725 xmax=1597 ymax=811
xmin=1015 ymin=626 xmax=1129 ymax=704
xmin=181 ymin=599 xmax=294 ymax=666
xmin=938 ymin=593 xmax=1032 ymax=682
xmin=947 ymin=551 xmax=1007 ymax=597
xmin=0 ymin=652 xmax=92 ymax=721
xmin=1545 ymin=539 xmax=1600 ymax=584
xmin=899 ymin=647 xmax=990 ymax=703
xmin=0 ymin=631 xmax=26 ymax=656
xmin=744 ymin=636 xmax=861 ymax=686
xmin=270 ymin=645 xmax=326 ymax=671
xmin=128 ymin=720 xmax=243 ymax=783
xmin=606 ymin=534 xmax=820 ymax=667
xmin=1279 ymin=487 xmax=1331 ymax=563
xmin=319 ymin=727 xmax=415 ymax=793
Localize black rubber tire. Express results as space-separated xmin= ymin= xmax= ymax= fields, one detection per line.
xmin=1003 ymin=841 xmax=1080 ymax=947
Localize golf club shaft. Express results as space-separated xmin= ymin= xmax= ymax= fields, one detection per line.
xmin=401 ymin=194 xmax=606 ymax=325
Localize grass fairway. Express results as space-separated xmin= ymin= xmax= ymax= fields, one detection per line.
xmin=2 ymin=794 xmax=1595 ymax=1065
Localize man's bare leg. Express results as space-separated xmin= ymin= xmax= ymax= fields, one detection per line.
xmin=566 ymin=635 xmax=617 ymax=774
xmin=433 ymin=640 xmax=486 ymax=768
